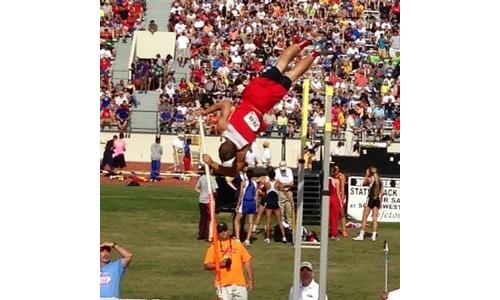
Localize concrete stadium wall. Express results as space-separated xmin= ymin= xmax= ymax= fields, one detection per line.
xmin=100 ymin=132 xmax=400 ymax=167
xmin=132 ymin=31 xmax=176 ymax=59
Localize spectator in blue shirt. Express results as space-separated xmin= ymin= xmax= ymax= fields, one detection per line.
xmin=115 ymin=104 xmax=131 ymax=133
xmin=211 ymin=55 xmax=224 ymax=71
xmin=160 ymin=110 xmax=173 ymax=132
xmin=100 ymin=241 xmax=133 ymax=299
xmin=172 ymin=109 xmax=186 ymax=133
xmin=101 ymin=96 xmax=111 ymax=110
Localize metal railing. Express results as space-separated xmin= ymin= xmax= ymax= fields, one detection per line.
xmin=100 ymin=109 xmax=399 ymax=144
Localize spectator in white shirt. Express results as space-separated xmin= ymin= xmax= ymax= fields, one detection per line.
xmin=313 ymin=110 xmax=326 ymax=128
xmin=244 ymin=143 xmax=258 ymax=168
xmin=174 ymin=21 xmax=186 ymax=34
xmin=170 ymin=2 xmax=183 ymax=14
xmin=275 ymin=161 xmax=294 ymax=226
xmin=310 ymin=75 xmax=323 ymax=92
xmin=289 ymin=262 xmax=327 ymax=300
xmin=256 ymin=8 xmax=266 ymax=20
xmin=194 ymin=19 xmax=204 ymax=30
xmin=176 ymin=32 xmax=190 ymax=68
xmin=229 ymin=41 xmax=240 ymax=54
xmin=231 ymin=52 xmax=242 ymax=64
xmin=261 ymin=141 xmax=272 ymax=167
xmin=114 ymin=91 xmax=127 ymax=106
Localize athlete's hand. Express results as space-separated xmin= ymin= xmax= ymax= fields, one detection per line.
xmin=202 ymin=154 xmax=213 ymax=165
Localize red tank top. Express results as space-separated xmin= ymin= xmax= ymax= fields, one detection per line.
xmin=223 ymin=77 xmax=287 ymax=149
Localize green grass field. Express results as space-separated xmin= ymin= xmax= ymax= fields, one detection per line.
xmin=101 ymin=185 xmax=399 ymax=300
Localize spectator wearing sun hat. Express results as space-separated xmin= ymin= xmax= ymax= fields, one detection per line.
xmin=288 ymin=261 xmax=327 ymax=300
xmin=261 ymin=141 xmax=272 ymax=168
xmin=275 ymin=160 xmax=294 ymax=226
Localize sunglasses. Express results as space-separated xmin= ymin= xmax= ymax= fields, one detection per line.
xmin=218 ymin=227 xmax=229 ymax=232
xmin=300 ymin=268 xmax=312 ymax=272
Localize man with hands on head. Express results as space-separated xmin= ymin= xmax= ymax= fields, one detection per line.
xmin=100 ymin=241 xmax=133 ymax=300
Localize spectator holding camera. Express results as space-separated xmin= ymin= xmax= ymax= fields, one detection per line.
xmin=204 ymin=221 xmax=254 ymax=300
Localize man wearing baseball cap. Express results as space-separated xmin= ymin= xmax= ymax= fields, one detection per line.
xmin=275 ymin=160 xmax=294 ymax=226
xmin=204 ymin=221 xmax=254 ymax=300
xmin=288 ymin=261 xmax=327 ymax=300
xmin=100 ymin=241 xmax=133 ymax=299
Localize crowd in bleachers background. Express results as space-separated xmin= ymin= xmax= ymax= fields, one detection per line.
xmin=100 ymin=0 xmax=400 ymax=142
xmin=100 ymin=0 xmax=146 ymax=131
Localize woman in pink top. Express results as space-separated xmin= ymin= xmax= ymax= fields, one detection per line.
xmin=112 ymin=132 xmax=127 ymax=170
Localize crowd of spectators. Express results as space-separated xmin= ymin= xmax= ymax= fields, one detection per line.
xmin=100 ymin=0 xmax=146 ymax=133
xmin=101 ymin=0 xmax=401 ymax=143
xmin=156 ymin=0 xmax=400 ymax=143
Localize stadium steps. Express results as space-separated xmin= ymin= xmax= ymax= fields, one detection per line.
xmin=111 ymin=0 xmax=174 ymax=85
xmin=130 ymin=91 xmax=161 ymax=132
xmin=110 ymin=0 xmax=178 ymax=134
xmin=111 ymin=38 xmax=133 ymax=84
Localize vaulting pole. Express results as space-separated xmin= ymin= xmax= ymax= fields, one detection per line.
xmin=195 ymin=100 xmax=221 ymax=297
xmin=318 ymin=85 xmax=334 ymax=300
xmin=292 ymin=79 xmax=310 ymax=300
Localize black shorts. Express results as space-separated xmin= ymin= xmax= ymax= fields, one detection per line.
xmin=261 ymin=66 xmax=292 ymax=90
xmin=367 ymin=197 xmax=381 ymax=209
xmin=259 ymin=198 xmax=267 ymax=207
xmin=266 ymin=199 xmax=280 ymax=210
xmin=265 ymin=193 xmax=280 ymax=210
xmin=113 ymin=154 xmax=127 ymax=168
xmin=102 ymin=153 xmax=113 ymax=165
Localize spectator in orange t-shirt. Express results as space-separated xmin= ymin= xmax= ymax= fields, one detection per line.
xmin=354 ymin=68 xmax=369 ymax=90
xmin=204 ymin=222 xmax=254 ymax=300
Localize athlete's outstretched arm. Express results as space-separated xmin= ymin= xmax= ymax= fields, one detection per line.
xmin=196 ymin=100 xmax=232 ymax=117
xmin=202 ymin=145 xmax=250 ymax=177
